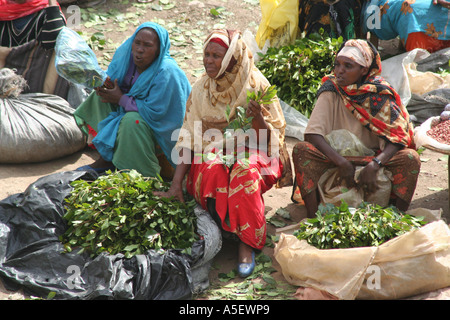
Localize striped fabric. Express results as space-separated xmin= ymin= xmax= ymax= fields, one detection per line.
xmin=0 ymin=6 xmax=65 ymax=49
xmin=4 ymin=40 xmax=70 ymax=99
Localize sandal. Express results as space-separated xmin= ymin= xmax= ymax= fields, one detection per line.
xmin=238 ymin=251 xmax=255 ymax=278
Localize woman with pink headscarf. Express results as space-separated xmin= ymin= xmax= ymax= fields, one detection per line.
xmin=0 ymin=0 xmax=65 ymax=49
xmin=291 ymin=39 xmax=421 ymax=218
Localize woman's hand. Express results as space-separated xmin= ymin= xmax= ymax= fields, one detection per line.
xmin=357 ymin=161 xmax=379 ymax=194
xmin=95 ymin=79 xmax=123 ymax=104
xmin=153 ymin=183 xmax=185 ymax=203
xmin=246 ymin=99 xmax=263 ymax=119
xmin=336 ymin=158 xmax=357 ymax=189
xmin=305 ymin=133 xmax=357 ymax=188
xmin=358 ymin=142 xmax=403 ymax=194
xmin=434 ymin=0 xmax=450 ymax=9
xmin=247 ymin=99 xmax=270 ymax=146
xmin=153 ymin=149 xmax=193 ymax=203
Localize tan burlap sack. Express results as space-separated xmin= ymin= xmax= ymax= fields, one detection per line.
xmin=274 ymin=210 xmax=450 ymax=300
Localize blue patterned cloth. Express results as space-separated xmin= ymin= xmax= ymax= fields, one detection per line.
xmin=362 ymin=0 xmax=450 ymax=43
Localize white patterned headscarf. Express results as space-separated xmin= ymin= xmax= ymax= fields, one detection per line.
xmin=337 ymin=39 xmax=374 ymax=68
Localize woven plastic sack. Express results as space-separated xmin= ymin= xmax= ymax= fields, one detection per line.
xmin=0 ymin=92 xmax=86 ymax=163
xmin=55 ymin=27 xmax=107 ymax=89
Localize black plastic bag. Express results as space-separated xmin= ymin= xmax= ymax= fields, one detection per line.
xmin=0 ymin=171 xmax=212 ymax=300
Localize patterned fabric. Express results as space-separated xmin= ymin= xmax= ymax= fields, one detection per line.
xmin=0 ymin=0 xmax=48 ymax=21
xmin=187 ymin=149 xmax=281 ymax=249
xmin=292 ymin=141 xmax=421 ymax=205
xmin=319 ymin=39 xmax=415 ymax=148
xmin=337 ymin=39 xmax=374 ymax=68
xmin=298 ymin=0 xmax=363 ymax=40
xmin=0 ymin=6 xmax=65 ymax=49
xmin=176 ymin=29 xmax=292 ymax=186
xmin=177 ymin=29 xmax=290 ymax=249
xmin=362 ymin=0 xmax=450 ymax=50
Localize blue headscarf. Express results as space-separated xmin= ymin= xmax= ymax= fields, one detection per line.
xmin=92 ymin=22 xmax=191 ymax=167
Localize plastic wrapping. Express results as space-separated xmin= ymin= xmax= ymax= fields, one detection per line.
xmin=55 ymin=27 xmax=107 ymax=89
xmin=0 ymin=171 xmax=221 ymax=299
xmin=318 ymin=166 xmax=392 ymax=208
xmin=325 ymin=129 xmax=375 ymax=157
xmin=256 ymin=0 xmax=299 ymax=48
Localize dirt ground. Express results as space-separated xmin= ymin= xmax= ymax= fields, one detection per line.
xmin=0 ymin=0 xmax=449 ymax=300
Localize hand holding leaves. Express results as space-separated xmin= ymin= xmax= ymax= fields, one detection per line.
xmin=225 ymin=85 xmax=277 ymax=132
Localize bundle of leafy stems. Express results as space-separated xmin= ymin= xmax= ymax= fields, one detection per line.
xmin=295 ymin=201 xmax=428 ymax=249
xmin=200 ymin=85 xmax=277 ymax=168
xmin=60 ymin=170 xmax=198 ymax=258
xmin=256 ymin=30 xmax=343 ymax=117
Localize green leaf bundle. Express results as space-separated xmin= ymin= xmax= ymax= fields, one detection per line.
xmin=61 ymin=170 xmax=198 ymax=258
xmin=256 ymin=31 xmax=343 ymax=117
xmin=294 ymin=201 xmax=428 ymax=249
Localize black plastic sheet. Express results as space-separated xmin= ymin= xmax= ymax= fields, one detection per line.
xmin=0 ymin=171 xmax=208 ymax=300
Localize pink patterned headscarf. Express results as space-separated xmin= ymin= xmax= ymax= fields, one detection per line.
xmin=337 ymin=39 xmax=374 ymax=68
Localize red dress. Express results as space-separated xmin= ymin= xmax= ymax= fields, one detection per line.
xmin=186 ymin=148 xmax=281 ymax=249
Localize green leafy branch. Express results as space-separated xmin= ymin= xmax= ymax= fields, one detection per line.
xmin=61 ymin=170 xmax=198 ymax=258
xmin=194 ymin=252 xmax=297 ymax=300
xmin=203 ymin=86 xmax=277 ymax=168
xmin=295 ymin=201 xmax=427 ymax=249
xmin=256 ymin=30 xmax=343 ymax=117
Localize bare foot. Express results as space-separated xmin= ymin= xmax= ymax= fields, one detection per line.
xmin=238 ymin=242 xmax=253 ymax=264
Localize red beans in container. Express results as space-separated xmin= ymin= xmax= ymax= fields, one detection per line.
xmin=427 ymin=119 xmax=450 ymax=145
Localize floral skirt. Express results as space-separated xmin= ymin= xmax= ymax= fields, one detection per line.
xmin=186 ymin=149 xmax=281 ymax=249
xmin=291 ymin=141 xmax=421 ymax=206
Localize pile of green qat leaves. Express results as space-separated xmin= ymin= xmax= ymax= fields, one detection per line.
xmin=60 ymin=170 xmax=198 ymax=258
xmin=256 ymin=30 xmax=343 ymax=117
xmin=294 ymin=201 xmax=428 ymax=249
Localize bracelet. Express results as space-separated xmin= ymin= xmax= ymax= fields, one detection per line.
xmin=372 ymin=157 xmax=382 ymax=167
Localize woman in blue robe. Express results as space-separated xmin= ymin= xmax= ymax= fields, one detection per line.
xmin=74 ymin=22 xmax=191 ymax=178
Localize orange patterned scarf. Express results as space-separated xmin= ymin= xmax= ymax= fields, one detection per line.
xmin=318 ymin=39 xmax=415 ymax=149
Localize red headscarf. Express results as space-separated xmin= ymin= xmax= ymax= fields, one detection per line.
xmin=0 ymin=0 xmax=49 ymax=21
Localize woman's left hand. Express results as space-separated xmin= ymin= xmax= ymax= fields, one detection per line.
xmin=95 ymin=79 xmax=123 ymax=104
